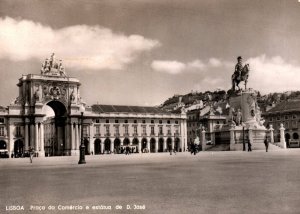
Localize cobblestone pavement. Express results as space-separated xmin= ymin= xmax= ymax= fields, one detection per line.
xmin=1 ymin=150 xmax=300 ymax=214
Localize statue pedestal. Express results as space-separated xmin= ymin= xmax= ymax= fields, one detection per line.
xmin=227 ymin=89 xmax=268 ymax=151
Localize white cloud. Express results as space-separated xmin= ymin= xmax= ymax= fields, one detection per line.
xmin=151 ymin=60 xmax=186 ymax=74
xmin=247 ymin=55 xmax=300 ymax=93
xmin=152 ymin=58 xmax=233 ymax=74
xmin=208 ymin=58 xmax=222 ymax=67
xmin=187 ymin=59 xmax=206 ymax=70
xmin=0 ymin=17 xmax=160 ymax=70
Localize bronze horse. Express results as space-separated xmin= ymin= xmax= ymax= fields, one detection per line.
xmin=232 ymin=64 xmax=250 ymax=91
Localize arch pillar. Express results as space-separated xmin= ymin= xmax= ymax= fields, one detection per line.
xmin=138 ymin=137 xmax=142 ymax=153
xmin=35 ymin=123 xmax=39 ymax=155
xmin=110 ymin=138 xmax=114 ymax=153
xmin=24 ymin=122 xmax=29 ymax=152
xmin=39 ymin=122 xmax=45 ymax=157
xmin=101 ymin=141 xmax=104 ymax=154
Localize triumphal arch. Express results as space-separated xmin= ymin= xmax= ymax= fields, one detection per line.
xmin=1 ymin=54 xmax=187 ymax=158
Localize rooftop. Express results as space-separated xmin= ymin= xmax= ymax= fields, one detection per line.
xmin=265 ymin=100 xmax=300 ymax=114
xmin=91 ymin=105 xmax=170 ymax=114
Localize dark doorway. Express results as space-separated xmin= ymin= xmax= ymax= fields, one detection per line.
xmin=104 ymin=138 xmax=111 ymax=154
xmin=158 ymin=138 xmax=164 ymax=152
xmin=150 ymin=138 xmax=156 ymax=153
xmin=94 ymin=139 xmax=101 ymax=155
xmin=14 ymin=140 xmax=24 ymax=158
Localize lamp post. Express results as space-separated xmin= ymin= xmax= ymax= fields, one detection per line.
xmin=78 ymin=104 xmax=86 ymax=164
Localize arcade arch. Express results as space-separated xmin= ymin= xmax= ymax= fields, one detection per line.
xmin=0 ymin=140 xmax=7 ymax=150
xmin=94 ymin=139 xmax=101 ymax=155
xmin=158 ymin=138 xmax=164 ymax=152
xmin=150 ymin=138 xmax=156 ymax=153
xmin=104 ymin=138 xmax=111 ymax=153
xmin=114 ymin=138 xmax=121 ymax=153
xmin=43 ymin=101 xmax=67 ymax=156
xmin=141 ymin=138 xmax=148 ymax=153
xmin=175 ymin=138 xmax=180 ymax=152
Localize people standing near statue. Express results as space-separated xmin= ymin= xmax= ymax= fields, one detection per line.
xmin=264 ymin=136 xmax=269 ymax=152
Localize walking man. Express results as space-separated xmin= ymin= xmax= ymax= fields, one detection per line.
xmin=264 ymin=136 xmax=269 ymax=152
xmin=29 ymin=146 xmax=34 ymax=163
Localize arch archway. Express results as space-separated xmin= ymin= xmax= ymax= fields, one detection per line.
xmin=94 ymin=139 xmax=101 ymax=155
xmin=104 ymin=138 xmax=111 ymax=154
xmin=141 ymin=138 xmax=148 ymax=153
xmin=114 ymin=138 xmax=121 ymax=154
xmin=43 ymin=100 xmax=67 ymax=156
xmin=167 ymin=138 xmax=172 ymax=151
xmin=150 ymin=138 xmax=156 ymax=153
xmin=14 ymin=139 xmax=24 ymax=158
xmin=0 ymin=140 xmax=7 ymax=150
xmin=175 ymin=138 xmax=180 ymax=152
xmin=158 ymin=138 xmax=164 ymax=152
xmin=123 ymin=138 xmax=130 ymax=146
xmin=132 ymin=138 xmax=139 ymax=153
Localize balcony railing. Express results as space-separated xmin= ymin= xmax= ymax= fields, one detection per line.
xmin=104 ymin=133 xmax=111 ymax=137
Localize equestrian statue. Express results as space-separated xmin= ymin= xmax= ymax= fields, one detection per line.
xmin=231 ymin=56 xmax=250 ymax=91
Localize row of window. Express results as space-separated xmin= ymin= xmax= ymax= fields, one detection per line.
xmin=269 ymin=114 xmax=298 ymax=122
xmin=95 ymin=125 xmax=180 ymax=136
xmin=95 ymin=119 xmax=179 ymax=125
xmin=0 ymin=126 xmax=22 ymax=137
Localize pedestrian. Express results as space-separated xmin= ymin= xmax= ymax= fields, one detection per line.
xmin=248 ymin=142 xmax=252 ymax=152
xmin=29 ymin=146 xmax=34 ymax=163
xmin=168 ymin=142 xmax=172 ymax=155
xmin=264 ymin=136 xmax=269 ymax=152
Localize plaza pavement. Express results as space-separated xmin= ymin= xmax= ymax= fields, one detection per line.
xmin=1 ymin=149 xmax=300 ymax=214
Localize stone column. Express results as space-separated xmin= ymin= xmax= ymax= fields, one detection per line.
xmin=147 ymin=139 xmax=150 ymax=153
xmin=138 ymin=138 xmax=141 ymax=153
xmin=269 ymin=125 xmax=274 ymax=143
xmin=30 ymin=124 xmax=35 ymax=148
xmin=89 ymin=124 xmax=94 ymax=155
xmin=25 ymin=123 xmax=29 ymax=151
xmin=40 ymin=122 xmax=45 ymax=157
xmin=248 ymin=127 xmax=253 ymax=147
xmin=110 ymin=140 xmax=114 ymax=154
xmin=35 ymin=123 xmax=39 ymax=155
xmin=163 ymin=137 xmax=167 ymax=152
xmin=229 ymin=125 xmax=235 ymax=147
xmin=280 ymin=123 xmax=286 ymax=149
xmin=75 ymin=124 xmax=79 ymax=151
xmin=155 ymin=138 xmax=158 ymax=153
xmin=201 ymin=128 xmax=206 ymax=151
xmin=71 ymin=123 xmax=76 ymax=155
xmin=101 ymin=141 xmax=104 ymax=154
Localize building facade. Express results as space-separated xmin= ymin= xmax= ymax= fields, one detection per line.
xmin=263 ymin=100 xmax=300 ymax=146
xmin=0 ymin=54 xmax=187 ymax=158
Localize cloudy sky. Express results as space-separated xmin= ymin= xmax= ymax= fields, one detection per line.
xmin=0 ymin=0 xmax=300 ymax=107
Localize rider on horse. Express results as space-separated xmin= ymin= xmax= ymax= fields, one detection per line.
xmin=232 ymin=56 xmax=249 ymax=91
xmin=234 ymin=56 xmax=243 ymax=82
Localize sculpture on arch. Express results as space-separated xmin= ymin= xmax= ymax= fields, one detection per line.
xmin=40 ymin=53 xmax=66 ymax=77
